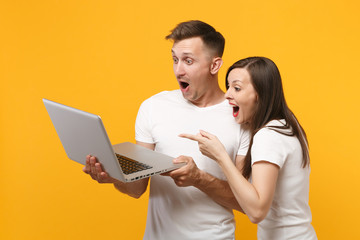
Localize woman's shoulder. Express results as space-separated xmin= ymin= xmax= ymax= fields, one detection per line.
xmin=254 ymin=119 xmax=293 ymax=144
xmin=266 ymin=119 xmax=286 ymax=128
xmin=256 ymin=119 xmax=286 ymax=134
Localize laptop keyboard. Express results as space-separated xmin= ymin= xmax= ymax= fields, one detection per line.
xmin=115 ymin=153 xmax=153 ymax=175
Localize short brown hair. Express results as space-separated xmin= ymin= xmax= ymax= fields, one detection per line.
xmin=165 ymin=20 xmax=225 ymax=57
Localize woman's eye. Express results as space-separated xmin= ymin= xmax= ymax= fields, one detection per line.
xmin=234 ymin=87 xmax=241 ymax=91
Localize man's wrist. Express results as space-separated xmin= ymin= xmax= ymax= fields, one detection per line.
xmin=113 ymin=180 xmax=126 ymax=191
xmin=193 ymin=169 xmax=215 ymax=189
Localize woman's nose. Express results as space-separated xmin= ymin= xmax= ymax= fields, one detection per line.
xmin=225 ymin=89 xmax=232 ymax=99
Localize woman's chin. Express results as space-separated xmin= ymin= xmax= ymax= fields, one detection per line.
xmin=235 ymin=117 xmax=243 ymax=124
xmin=235 ymin=117 xmax=250 ymax=126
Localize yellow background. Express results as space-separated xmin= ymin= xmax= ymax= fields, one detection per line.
xmin=1 ymin=1 xmax=359 ymax=239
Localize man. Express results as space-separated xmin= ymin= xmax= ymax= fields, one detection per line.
xmin=83 ymin=20 xmax=249 ymax=239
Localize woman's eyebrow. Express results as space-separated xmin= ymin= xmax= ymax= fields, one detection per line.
xmin=230 ymin=79 xmax=243 ymax=84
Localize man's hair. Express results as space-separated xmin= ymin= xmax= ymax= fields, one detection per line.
xmin=165 ymin=20 xmax=225 ymax=57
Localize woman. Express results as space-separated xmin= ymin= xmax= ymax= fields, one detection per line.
xmin=180 ymin=57 xmax=317 ymax=239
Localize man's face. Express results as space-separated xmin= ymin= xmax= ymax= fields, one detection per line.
xmin=171 ymin=37 xmax=214 ymax=104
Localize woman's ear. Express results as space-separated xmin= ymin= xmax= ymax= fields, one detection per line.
xmin=210 ymin=57 xmax=223 ymax=75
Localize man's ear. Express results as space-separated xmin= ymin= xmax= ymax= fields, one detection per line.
xmin=210 ymin=57 xmax=223 ymax=75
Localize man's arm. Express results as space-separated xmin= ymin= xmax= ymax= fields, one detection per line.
xmin=167 ymin=155 xmax=245 ymax=212
xmin=112 ymin=176 xmax=149 ymax=199
xmin=83 ymin=141 xmax=154 ymax=199
xmin=195 ymin=155 xmax=245 ymax=212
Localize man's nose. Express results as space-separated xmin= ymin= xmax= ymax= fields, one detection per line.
xmin=174 ymin=62 xmax=185 ymax=77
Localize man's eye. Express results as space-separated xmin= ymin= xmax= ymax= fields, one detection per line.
xmin=185 ymin=59 xmax=193 ymax=64
xmin=173 ymin=58 xmax=178 ymax=63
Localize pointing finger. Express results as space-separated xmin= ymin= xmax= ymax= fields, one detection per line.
xmin=179 ymin=133 xmax=203 ymax=142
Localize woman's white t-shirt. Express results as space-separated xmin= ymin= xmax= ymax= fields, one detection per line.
xmin=251 ymin=120 xmax=317 ymax=240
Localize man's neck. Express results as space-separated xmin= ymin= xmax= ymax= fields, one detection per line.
xmin=190 ymin=86 xmax=226 ymax=108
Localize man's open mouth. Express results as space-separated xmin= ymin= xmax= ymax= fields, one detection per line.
xmin=179 ymin=81 xmax=189 ymax=90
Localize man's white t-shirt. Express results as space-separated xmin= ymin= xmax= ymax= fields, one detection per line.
xmin=251 ymin=120 xmax=317 ymax=240
xmin=135 ymin=90 xmax=249 ymax=240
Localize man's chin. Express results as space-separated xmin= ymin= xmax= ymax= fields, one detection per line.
xmin=182 ymin=92 xmax=195 ymax=103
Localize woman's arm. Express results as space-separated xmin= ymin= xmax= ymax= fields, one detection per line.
xmin=217 ymin=152 xmax=279 ymax=223
xmin=180 ymin=131 xmax=279 ymax=223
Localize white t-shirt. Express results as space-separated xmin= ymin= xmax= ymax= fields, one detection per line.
xmin=251 ymin=120 xmax=317 ymax=240
xmin=135 ymin=90 xmax=249 ymax=240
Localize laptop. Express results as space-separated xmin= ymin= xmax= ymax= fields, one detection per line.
xmin=43 ymin=98 xmax=185 ymax=182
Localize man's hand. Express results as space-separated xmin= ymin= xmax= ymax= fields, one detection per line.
xmin=163 ymin=154 xmax=244 ymax=212
xmin=163 ymin=156 xmax=201 ymax=187
xmin=82 ymin=155 xmax=118 ymax=184
xmin=82 ymin=151 xmax=149 ymax=199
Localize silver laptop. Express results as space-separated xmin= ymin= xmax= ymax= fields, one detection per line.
xmin=43 ymin=98 xmax=185 ymax=182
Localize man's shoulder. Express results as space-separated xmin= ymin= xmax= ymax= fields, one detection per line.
xmin=143 ymin=90 xmax=182 ymax=103
xmin=152 ymin=89 xmax=181 ymax=98
xmin=137 ymin=90 xmax=184 ymax=117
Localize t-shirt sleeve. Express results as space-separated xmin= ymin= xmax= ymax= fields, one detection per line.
xmin=251 ymin=128 xmax=287 ymax=168
xmin=135 ymin=98 xmax=155 ymax=144
xmin=237 ymin=127 xmax=250 ymax=156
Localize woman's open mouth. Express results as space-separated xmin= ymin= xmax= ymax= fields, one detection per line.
xmin=232 ymin=106 xmax=239 ymax=117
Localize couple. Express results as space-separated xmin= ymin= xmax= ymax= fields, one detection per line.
xmin=83 ymin=20 xmax=317 ymax=239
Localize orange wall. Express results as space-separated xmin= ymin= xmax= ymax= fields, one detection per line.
xmin=1 ymin=1 xmax=360 ymax=239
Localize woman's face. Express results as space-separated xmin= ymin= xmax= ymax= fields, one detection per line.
xmin=225 ymin=68 xmax=258 ymax=124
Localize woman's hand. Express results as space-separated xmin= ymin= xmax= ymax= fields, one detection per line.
xmin=179 ymin=130 xmax=228 ymax=162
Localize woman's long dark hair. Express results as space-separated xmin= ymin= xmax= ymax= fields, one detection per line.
xmin=226 ymin=57 xmax=309 ymax=179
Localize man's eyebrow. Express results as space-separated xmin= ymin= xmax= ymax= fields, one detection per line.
xmin=182 ymin=52 xmax=195 ymax=57
xmin=171 ymin=50 xmax=195 ymax=57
